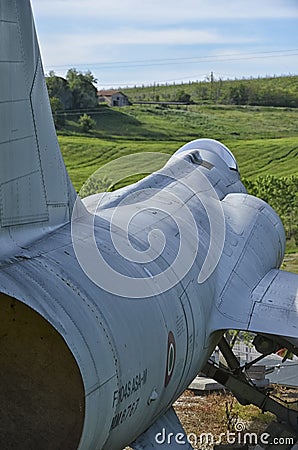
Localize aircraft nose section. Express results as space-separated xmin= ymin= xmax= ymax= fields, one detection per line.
xmin=0 ymin=293 xmax=85 ymax=449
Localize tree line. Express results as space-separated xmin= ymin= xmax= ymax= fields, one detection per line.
xmin=122 ymin=75 xmax=298 ymax=108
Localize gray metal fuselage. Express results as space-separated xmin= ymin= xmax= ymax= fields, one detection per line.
xmin=0 ymin=149 xmax=284 ymax=449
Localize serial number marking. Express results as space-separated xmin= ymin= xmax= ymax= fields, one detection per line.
xmin=112 ymin=369 xmax=147 ymax=408
xmin=110 ymin=398 xmax=140 ymax=430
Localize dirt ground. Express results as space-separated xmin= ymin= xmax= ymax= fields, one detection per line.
xmin=173 ymin=390 xmax=273 ymax=443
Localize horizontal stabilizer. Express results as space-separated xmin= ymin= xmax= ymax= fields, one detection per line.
xmin=211 ymin=269 xmax=298 ymax=350
xmin=248 ymin=269 xmax=298 ymax=341
xmin=131 ymin=407 xmax=193 ymax=449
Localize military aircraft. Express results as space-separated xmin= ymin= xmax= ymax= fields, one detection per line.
xmin=0 ymin=1 xmax=297 ymax=449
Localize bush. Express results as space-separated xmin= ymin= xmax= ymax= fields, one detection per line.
xmin=78 ymin=114 xmax=96 ymax=132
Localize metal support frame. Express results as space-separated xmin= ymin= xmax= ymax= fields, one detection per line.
xmin=203 ymin=337 xmax=298 ymax=436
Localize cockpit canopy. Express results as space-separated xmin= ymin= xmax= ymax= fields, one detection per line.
xmin=174 ymin=138 xmax=239 ymax=172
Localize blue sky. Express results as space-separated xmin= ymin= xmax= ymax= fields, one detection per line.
xmin=32 ymin=0 xmax=298 ymax=88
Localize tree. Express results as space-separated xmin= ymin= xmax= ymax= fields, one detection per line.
xmin=46 ymin=71 xmax=73 ymax=110
xmin=229 ymin=83 xmax=250 ymax=105
xmin=78 ymin=113 xmax=96 ymax=133
xmin=83 ymin=70 xmax=98 ymax=85
xmin=66 ymin=68 xmax=98 ymax=109
xmin=49 ymin=97 xmax=66 ymax=129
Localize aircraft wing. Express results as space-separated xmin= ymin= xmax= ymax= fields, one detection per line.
xmin=131 ymin=407 xmax=193 ymax=450
xmin=211 ymin=268 xmax=298 ymax=350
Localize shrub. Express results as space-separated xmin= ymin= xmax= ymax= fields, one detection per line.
xmin=78 ymin=113 xmax=96 ymax=132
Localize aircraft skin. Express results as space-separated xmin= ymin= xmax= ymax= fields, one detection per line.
xmin=0 ymin=1 xmax=297 ymax=449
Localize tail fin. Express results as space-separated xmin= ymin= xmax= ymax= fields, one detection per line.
xmin=0 ymin=0 xmax=76 ymax=233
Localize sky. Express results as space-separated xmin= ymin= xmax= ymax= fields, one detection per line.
xmin=31 ymin=0 xmax=298 ymax=89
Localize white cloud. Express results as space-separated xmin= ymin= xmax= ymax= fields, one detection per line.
xmin=39 ymin=27 xmax=256 ymax=71
xmin=32 ymin=0 xmax=298 ymax=22
xmin=43 ymin=27 xmax=256 ymax=48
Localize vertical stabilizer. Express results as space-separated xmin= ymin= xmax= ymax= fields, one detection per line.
xmin=0 ymin=0 xmax=77 ymax=240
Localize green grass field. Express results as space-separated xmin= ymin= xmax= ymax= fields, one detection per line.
xmin=59 ymin=136 xmax=178 ymax=190
xmin=59 ymin=105 xmax=298 ymax=190
xmin=282 ymin=253 xmax=298 ymax=273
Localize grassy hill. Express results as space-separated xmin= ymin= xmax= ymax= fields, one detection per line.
xmin=60 ymin=135 xmax=298 ymax=191
xmin=60 ymin=104 xmax=298 ymax=143
xmin=58 ymin=104 xmax=298 ymax=190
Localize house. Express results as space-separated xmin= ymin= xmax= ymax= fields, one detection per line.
xmin=98 ymin=90 xmax=130 ymax=107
